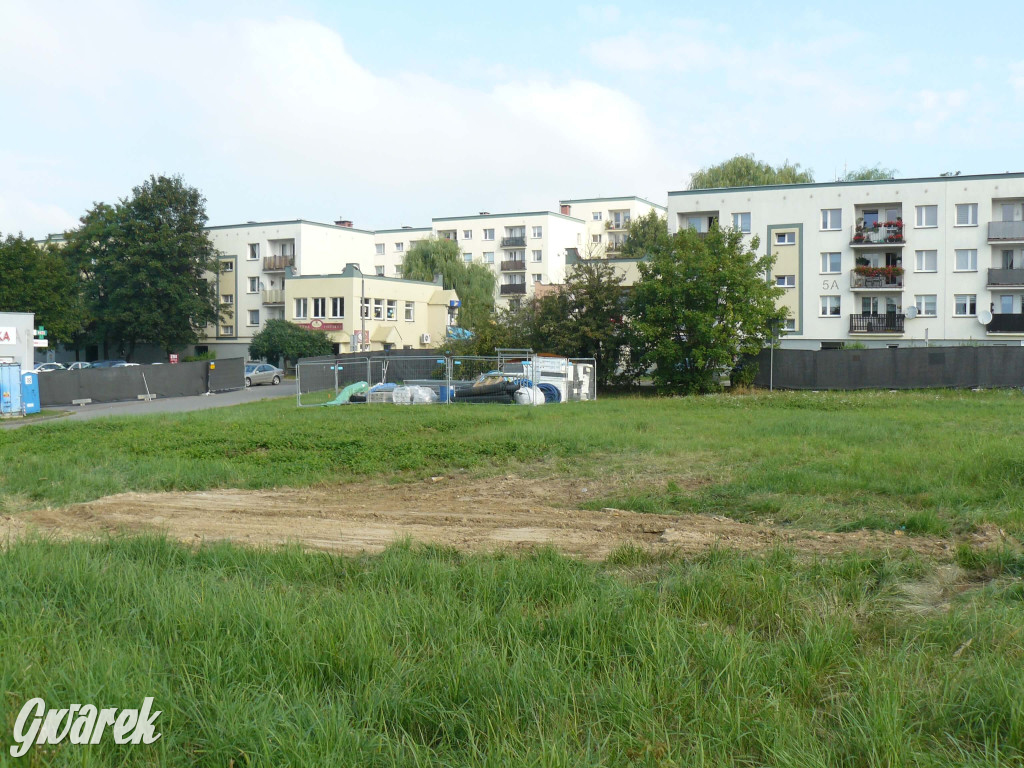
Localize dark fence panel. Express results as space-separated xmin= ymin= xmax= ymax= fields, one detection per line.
xmin=753 ymin=347 xmax=1024 ymax=390
xmin=39 ymin=358 xmax=245 ymax=406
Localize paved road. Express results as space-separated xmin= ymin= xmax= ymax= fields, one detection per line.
xmin=2 ymin=382 xmax=297 ymax=429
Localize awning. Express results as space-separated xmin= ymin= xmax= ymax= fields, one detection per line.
xmin=329 ymin=330 xmax=351 ymax=343
xmin=370 ymin=326 xmax=400 ymax=343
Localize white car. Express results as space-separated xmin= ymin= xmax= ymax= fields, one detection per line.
xmin=66 ymin=362 xmax=91 ymax=371
xmin=32 ymin=362 xmax=66 ymax=373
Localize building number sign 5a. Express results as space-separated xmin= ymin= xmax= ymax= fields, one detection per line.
xmin=822 ymin=279 xmax=839 ymax=290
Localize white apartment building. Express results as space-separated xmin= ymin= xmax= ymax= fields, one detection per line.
xmin=668 ymin=173 xmax=1024 ymax=349
xmin=558 ymin=196 xmax=667 ymax=256
xmin=429 ymin=211 xmax=586 ymax=305
xmin=372 ymin=227 xmax=431 ymax=279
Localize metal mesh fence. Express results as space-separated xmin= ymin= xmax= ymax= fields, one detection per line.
xmin=295 ymin=358 xmax=370 ymax=406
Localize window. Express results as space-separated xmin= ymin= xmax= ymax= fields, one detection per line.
xmin=463 ymin=230 xmax=472 ymax=239
xmin=915 ymin=295 xmax=937 ymax=317
xmin=484 ymin=252 xmax=494 ymax=264
xmin=247 ymin=309 xmax=259 ymax=326
xmin=221 ymin=325 xmax=233 ymax=336
xmin=593 ymin=212 xmax=602 ymax=221
xmin=221 ymin=261 xmax=233 ymax=272
xmin=915 ymin=205 xmax=937 ymax=228
xmin=775 ymin=231 xmax=795 ymax=245
xmin=1002 ymin=249 xmax=1016 ymax=269
xmin=532 ymin=226 xmax=543 ymax=238
xmin=361 ymin=298 xmax=370 ymax=318
xmin=373 ymin=299 xmax=383 ymax=320
xmin=533 ymin=273 xmax=543 ymax=283
xmin=222 ymin=294 xmax=233 ymax=305
xmin=955 ymin=203 xmax=978 ymax=226
xmin=821 ymin=209 xmax=842 ymax=230
xmin=375 ymin=266 xmax=385 ymax=276
xmin=483 ymin=228 xmax=495 ymax=240
xmin=312 ymin=298 xmax=326 ymax=318
xmin=463 ymin=252 xmax=473 ymax=263
xmin=386 ymin=300 xmax=397 ymax=320
xmin=375 ymin=243 xmax=385 ymax=255
xmin=247 ymin=276 xmax=259 ymax=293
xmin=954 ymin=249 xmax=977 ymax=271
xmin=394 ymin=266 xmax=402 ymax=276
xmin=954 ymin=294 xmax=977 ymax=316
xmin=532 ymin=250 xmax=542 ymax=262
xmin=782 ymin=318 xmax=796 ymax=332
xmin=914 ymin=250 xmax=937 ymax=272
xmin=294 ymin=298 xmax=307 ymax=318
xmin=404 ymin=301 xmax=414 ymax=321
xmin=732 ymin=212 xmax=751 ymax=233
xmin=331 ymin=297 xmax=344 ymax=318
xmin=776 ymin=275 xmax=796 ymax=288
xmin=1001 ymin=295 xmax=1014 ymax=314
xmin=394 ymin=242 xmax=404 ymax=252
xmin=592 ymin=234 xmax=602 ymax=244
xmin=820 ymin=252 xmax=841 ymax=273
xmin=247 ymin=243 xmax=259 ymax=260
xmin=820 ymin=296 xmax=841 ymax=316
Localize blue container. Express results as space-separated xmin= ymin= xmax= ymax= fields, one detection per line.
xmin=21 ymin=371 xmax=40 ymax=414
xmin=0 ymin=363 xmax=23 ymax=415
xmin=439 ymin=385 xmax=455 ymax=403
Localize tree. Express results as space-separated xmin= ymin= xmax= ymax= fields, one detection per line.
xmin=0 ymin=233 xmax=85 ymax=344
xmin=63 ymin=175 xmax=222 ymax=359
xmin=401 ymin=237 xmax=495 ymax=332
xmin=619 ymin=210 xmax=671 ymax=260
xmin=840 ymin=165 xmax=897 ymax=181
xmin=626 ymin=225 xmax=786 ymax=393
xmin=688 ymin=154 xmax=814 ymax=189
xmin=248 ymin=319 xmax=332 ymax=367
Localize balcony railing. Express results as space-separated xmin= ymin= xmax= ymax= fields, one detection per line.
xmin=606 ymin=219 xmax=630 ymax=230
xmin=849 ymin=313 xmax=905 ymax=333
xmin=850 ymin=225 xmax=905 ymax=246
xmin=987 ymin=268 xmax=1024 ymax=286
xmin=500 ymin=236 xmax=527 ymax=248
xmin=263 ymin=255 xmax=295 ymax=271
xmin=262 ymin=289 xmax=284 ymax=304
xmin=500 ymin=260 xmax=526 ymax=271
xmin=850 ymin=269 xmax=904 ymax=289
xmin=988 ymin=221 xmax=1024 ymax=241
xmin=987 ymin=313 xmax=1024 ymax=333
xmin=500 ymin=283 xmax=527 ymax=296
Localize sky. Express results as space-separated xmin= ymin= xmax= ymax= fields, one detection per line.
xmin=2 ymin=0 xmax=1023 ymax=238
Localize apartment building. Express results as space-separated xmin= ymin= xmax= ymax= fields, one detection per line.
xmin=558 ymin=196 xmax=667 ymax=256
xmin=284 ymin=265 xmax=459 ymax=353
xmin=429 ymin=211 xmax=586 ymax=305
xmin=201 ymin=219 xmax=376 ymax=358
xmin=667 ymin=173 xmax=1024 ymax=349
xmin=372 ymin=227 xmax=431 ymax=279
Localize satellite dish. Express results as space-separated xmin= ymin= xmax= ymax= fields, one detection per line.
xmin=979 ymin=309 xmax=993 ymax=325
xmin=905 ymin=305 xmax=918 ymax=320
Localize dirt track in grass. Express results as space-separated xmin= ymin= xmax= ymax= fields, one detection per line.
xmin=3 ymin=474 xmax=1010 ymax=560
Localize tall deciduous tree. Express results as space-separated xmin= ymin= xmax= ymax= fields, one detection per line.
xmin=550 ymin=260 xmax=626 ymax=386
xmin=688 ymin=154 xmax=814 ymax=189
xmin=248 ymin=319 xmax=332 ymax=367
xmin=619 ymin=210 xmax=671 ymax=260
xmin=401 ymin=237 xmax=495 ymax=332
xmin=63 ymin=175 xmax=222 ymax=359
xmin=0 ymin=233 xmax=85 ymax=344
xmin=626 ymin=225 xmax=786 ymax=393
xmin=840 ymin=165 xmax=897 ymax=181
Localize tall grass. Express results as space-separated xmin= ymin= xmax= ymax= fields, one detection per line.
xmin=0 ymin=537 xmax=1021 ymax=766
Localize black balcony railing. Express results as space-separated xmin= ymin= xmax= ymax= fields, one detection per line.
xmin=263 ymin=255 xmax=295 ymax=271
xmin=500 ymin=236 xmax=527 ymax=248
xmin=849 ymin=313 xmax=905 ymax=333
xmin=987 ymin=313 xmax=1024 ymax=333
xmin=987 ymin=268 xmax=1024 ymax=286
xmin=500 ymin=260 xmax=526 ymax=271
xmin=988 ymin=221 xmax=1024 ymax=241
xmin=500 ymin=283 xmax=527 ymax=296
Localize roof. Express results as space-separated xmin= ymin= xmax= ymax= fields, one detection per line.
xmin=558 ymin=195 xmax=667 ymax=211
xmin=284 ymin=265 xmax=443 ymax=286
xmin=431 ymin=210 xmax=585 ymax=224
xmin=205 ymin=218 xmax=377 ymax=235
xmin=667 ymin=172 xmax=1024 ymax=197
xmin=373 ymin=227 xmax=432 ymax=235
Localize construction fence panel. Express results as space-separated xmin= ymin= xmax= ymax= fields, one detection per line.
xmin=295 ymin=358 xmax=370 ymax=407
xmin=568 ymin=358 xmax=598 ymax=401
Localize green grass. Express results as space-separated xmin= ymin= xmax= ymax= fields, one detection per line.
xmin=3 ymin=390 xmax=1024 ymax=537
xmin=1 ymin=536 xmax=1022 ymax=766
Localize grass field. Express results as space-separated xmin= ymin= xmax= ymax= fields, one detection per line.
xmin=2 ymin=392 xmax=1024 ymax=765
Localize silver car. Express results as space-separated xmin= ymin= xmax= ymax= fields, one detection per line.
xmin=245 ymin=363 xmax=283 ymax=387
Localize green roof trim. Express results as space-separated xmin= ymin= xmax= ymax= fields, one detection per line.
xmin=206 ymin=219 xmax=377 ymax=235
xmin=668 ymin=172 xmax=1024 ymax=197
xmin=373 ymin=227 xmax=431 ymax=235
xmin=432 ymin=211 xmax=585 ymax=224
xmin=558 ymin=196 xmax=667 ymax=211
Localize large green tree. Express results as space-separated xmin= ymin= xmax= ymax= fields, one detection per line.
xmin=63 ymin=175 xmax=222 ymax=359
xmin=626 ymin=225 xmax=786 ymax=393
xmin=401 ymin=237 xmax=495 ymax=332
xmin=0 ymin=233 xmax=85 ymax=344
xmin=619 ymin=210 xmax=671 ymax=260
xmin=840 ymin=164 xmax=897 ymax=182
xmin=688 ymin=154 xmax=814 ymax=189
xmin=248 ymin=319 xmax=332 ymax=367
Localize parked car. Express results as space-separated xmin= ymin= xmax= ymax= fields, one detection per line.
xmin=66 ymin=362 xmax=91 ymax=371
xmin=89 ymin=360 xmax=128 ymax=368
xmin=245 ymin=363 xmax=283 ymax=387
xmin=31 ymin=362 xmax=66 ymax=373
xmin=111 ymin=362 xmax=140 ymax=367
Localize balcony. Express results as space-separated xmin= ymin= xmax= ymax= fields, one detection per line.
xmin=500 ymin=236 xmax=527 ymax=248
xmin=500 ymin=283 xmax=527 ymax=296
xmin=606 ymin=218 xmax=631 ymax=230
xmin=850 ymin=224 xmax=905 ymax=246
xmin=262 ymin=289 xmax=284 ymax=305
xmin=263 ymin=255 xmax=295 ymax=271
xmin=988 ymin=221 xmax=1024 ymax=242
xmin=606 ymin=242 xmax=624 ymax=254
xmin=849 ymin=313 xmax=905 ymax=334
xmin=987 ymin=313 xmax=1024 ymax=333
xmin=987 ymin=268 xmax=1024 ymax=286
xmin=850 ymin=267 xmax=904 ymax=290
xmin=500 ymin=260 xmax=526 ymax=271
